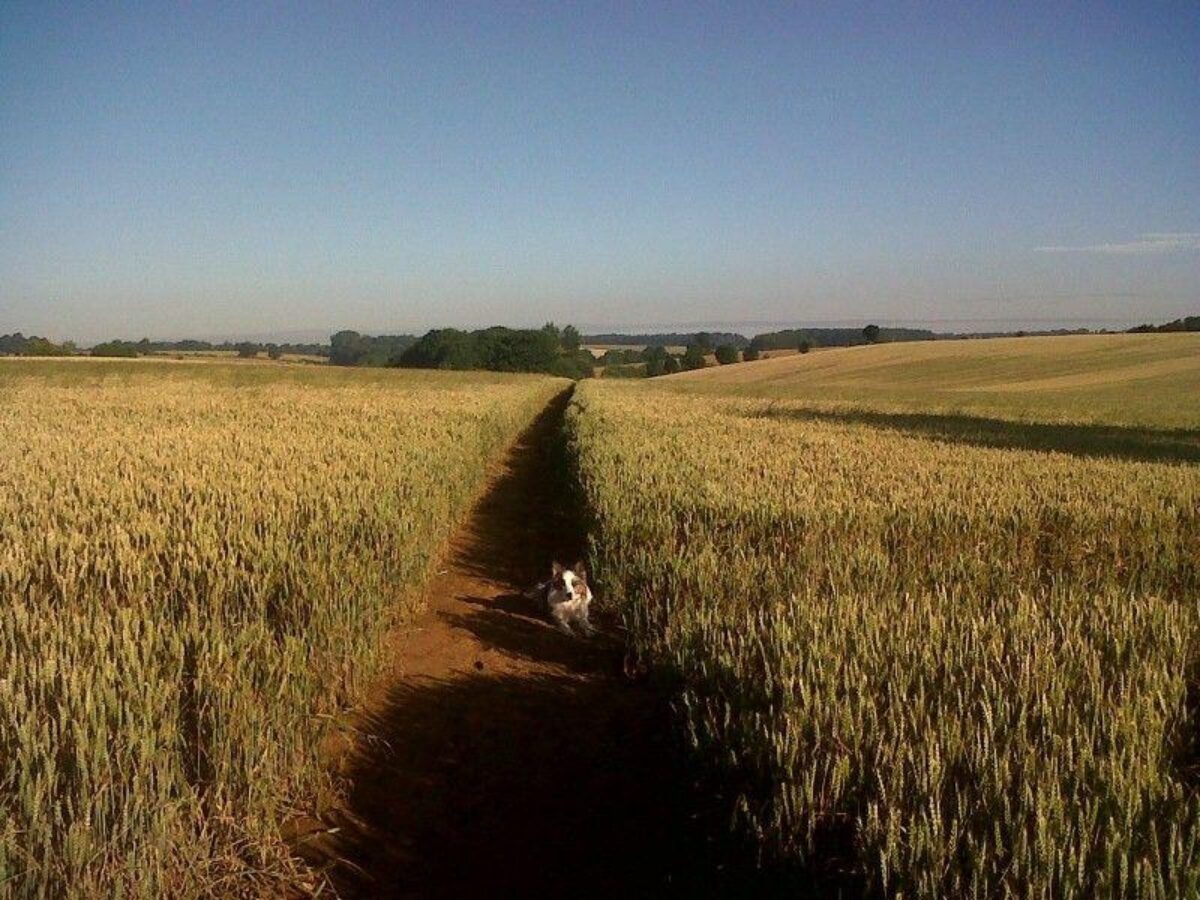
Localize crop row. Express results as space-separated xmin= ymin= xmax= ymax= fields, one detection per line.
xmin=0 ymin=364 xmax=563 ymax=897
xmin=569 ymin=381 xmax=1200 ymax=898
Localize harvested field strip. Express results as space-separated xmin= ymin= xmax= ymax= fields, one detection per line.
xmin=665 ymin=333 xmax=1200 ymax=429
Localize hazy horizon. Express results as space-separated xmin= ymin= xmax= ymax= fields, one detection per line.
xmin=3 ymin=4 xmax=1198 ymax=343
xmin=8 ymin=312 xmax=1170 ymax=349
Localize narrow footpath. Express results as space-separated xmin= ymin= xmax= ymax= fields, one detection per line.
xmin=293 ymin=391 xmax=734 ymax=898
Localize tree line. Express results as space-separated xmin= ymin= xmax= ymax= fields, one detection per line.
xmin=1128 ymin=315 xmax=1199 ymax=333
xmin=0 ymin=333 xmax=75 ymax=356
xmin=330 ymin=324 xmax=594 ymax=378
xmin=584 ymin=330 xmax=750 ymax=348
xmin=598 ymin=324 xmax=890 ymax=377
xmin=89 ymin=338 xmax=329 ymax=358
xmin=0 ymin=334 xmax=330 ymax=359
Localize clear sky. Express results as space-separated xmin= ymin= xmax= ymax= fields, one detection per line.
xmin=2 ymin=2 xmax=1197 ymax=342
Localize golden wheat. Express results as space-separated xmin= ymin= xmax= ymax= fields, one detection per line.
xmin=570 ymin=380 xmax=1200 ymax=898
xmin=0 ymin=361 xmax=563 ymax=898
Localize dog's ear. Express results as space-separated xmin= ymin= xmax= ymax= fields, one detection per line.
xmin=573 ymin=560 xmax=587 ymax=580
xmin=551 ymin=561 xmax=564 ymax=577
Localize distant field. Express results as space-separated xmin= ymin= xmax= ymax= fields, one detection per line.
xmin=147 ymin=350 xmax=328 ymax=363
xmin=583 ymin=343 xmax=686 ymax=357
xmin=0 ymin=361 xmax=563 ymax=897
xmin=570 ymin=336 xmax=1200 ymax=896
xmin=1 ymin=351 xmax=327 ymax=365
xmin=667 ymin=333 xmax=1200 ymax=429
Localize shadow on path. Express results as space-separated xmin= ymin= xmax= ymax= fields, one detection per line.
xmin=751 ymin=405 xmax=1200 ymax=464
xmin=292 ymin=390 xmax=759 ymax=898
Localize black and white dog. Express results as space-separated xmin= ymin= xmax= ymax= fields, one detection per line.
xmin=527 ymin=561 xmax=594 ymax=636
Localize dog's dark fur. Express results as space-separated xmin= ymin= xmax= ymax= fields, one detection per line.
xmin=527 ymin=561 xmax=594 ymax=635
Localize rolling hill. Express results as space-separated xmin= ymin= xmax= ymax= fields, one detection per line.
xmin=664 ymin=333 xmax=1200 ymax=429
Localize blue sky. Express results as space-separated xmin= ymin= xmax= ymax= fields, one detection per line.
xmin=1 ymin=2 xmax=1197 ymax=342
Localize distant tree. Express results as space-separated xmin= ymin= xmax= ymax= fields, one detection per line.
xmin=601 ymin=363 xmax=646 ymax=379
xmin=681 ymin=344 xmax=707 ymax=370
xmin=91 ymin=341 xmax=138 ymax=358
xmin=585 ymin=331 xmax=748 ymax=348
xmin=22 ymin=338 xmax=64 ymax=356
xmin=475 ymin=327 xmax=560 ymax=372
xmin=235 ymin=342 xmax=260 ymax=358
xmin=752 ymin=327 xmax=935 ymax=350
xmin=560 ymin=324 xmax=581 ymax=352
xmin=862 ymin=324 xmax=881 ymax=344
xmin=397 ymin=326 xmax=585 ymax=376
xmin=714 ymin=344 xmax=739 ymax=364
xmin=330 ymin=330 xmax=368 ymax=365
xmin=397 ymin=329 xmax=477 ymax=369
xmin=742 ymin=346 xmax=761 ymax=361
xmin=798 ymin=339 xmax=813 ymax=354
xmin=547 ymin=349 xmax=595 ymax=379
xmin=1129 ymin=315 xmax=1200 ymax=333
xmin=0 ymin=333 xmax=73 ymax=356
xmin=693 ymin=332 xmax=714 ymax=350
xmin=601 ymin=348 xmax=639 ymax=366
xmin=642 ymin=345 xmax=688 ymax=377
xmin=266 ymin=344 xmax=283 ymax=360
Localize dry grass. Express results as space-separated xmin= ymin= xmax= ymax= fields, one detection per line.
xmin=0 ymin=361 xmax=564 ymax=898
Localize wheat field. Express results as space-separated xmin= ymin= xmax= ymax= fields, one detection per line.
xmin=0 ymin=360 xmax=564 ymax=897
xmin=667 ymin=333 xmax=1200 ymax=430
xmin=569 ymin=350 xmax=1200 ymax=897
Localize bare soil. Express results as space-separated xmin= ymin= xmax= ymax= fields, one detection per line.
xmin=290 ymin=391 xmax=742 ymax=898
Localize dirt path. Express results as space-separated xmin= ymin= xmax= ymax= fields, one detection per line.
xmin=293 ymin=390 xmax=731 ymax=898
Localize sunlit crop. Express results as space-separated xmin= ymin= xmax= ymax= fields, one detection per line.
xmin=570 ymin=379 xmax=1200 ymax=898
xmin=0 ymin=360 xmax=563 ymax=898
xmin=668 ymin=333 xmax=1200 ymax=431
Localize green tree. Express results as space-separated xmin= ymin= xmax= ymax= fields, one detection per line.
xmin=330 ymin=331 xmax=367 ymax=366
xmin=714 ymin=344 xmax=739 ymax=364
xmin=91 ymin=341 xmax=138 ymax=358
xmin=547 ymin=349 xmax=595 ymax=379
xmin=742 ymin=346 xmax=761 ymax=361
xmin=642 ymin=345 xmax=673 ymax=376
xmin=863 ymin=324 xmax=881 ymax=344
xmin=1 ymin=334 xmax=72 ymax=356
xmin=561 ymin=324 xmax=581 ymax=351
xmin=601 ymin=348 xmax=638 ymax=366
xmin=682 ymin=344 xmax=707 ymax=370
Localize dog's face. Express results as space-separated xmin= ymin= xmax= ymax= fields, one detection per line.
xmin=551 ymin=560 xmax=591 ymax=602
